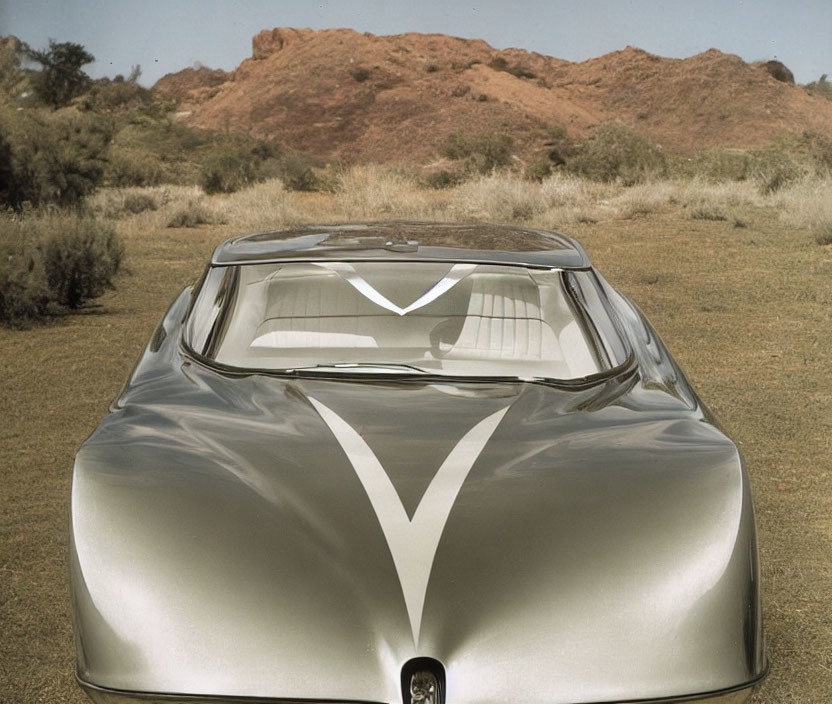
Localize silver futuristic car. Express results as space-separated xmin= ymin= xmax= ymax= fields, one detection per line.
xmin=71 ymin=223 xmax=767 ymax=704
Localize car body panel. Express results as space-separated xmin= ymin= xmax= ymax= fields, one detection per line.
xmin=210 ymin=223 xmax=591 ymax=269
xmin=71 ymin=226 xmax=765 ymax=704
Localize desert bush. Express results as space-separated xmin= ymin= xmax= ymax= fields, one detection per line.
xmin=335 ymin=165 xmax=429 ymax=219
xmin=526 ymin=155 xmax=555 ymax=182
xmin=609 ymin=180 xmax=676 ymax=217
xmin=670 ymin=149 xmax=752 ymax=182
xmin=81 ymin=67 xmax=152 ymax=114
xmin=567 ymin=122 xmax=667 ymax=184
xmin=420 ymin=158 xmax=468 ymax=189
xmin=122 ymin=192 xmax=158 ymax=214
xmin=488 ymin=57 xmax=535 ymax=79
xmin=0 ymin=107 xmax=111 ymax=210
xmin=167 ymin=200 xmax=217 ymax=228
xmin=750 ymin=148 xmax=802 ymax=194
xmin=746 ymin=131 xmax=832 ymax=193
xmin=40 ymin=218 xmax=123 ymax=307
xmin=0 ymin=226 xmax=52 ymax=326
xmin=448 ymin=173 xmax=544 ymax=222
xmin=687 ymin=204 xmax=728 ymax=221
xmin=90 ymin=186 xmax=183 ymax=220
xmin=203 ymin=179 xmax=300 ymax=232
xmin=774 ymin=177 xmax=832 ymax=243
xmin=276 ymin=153 xmax=327 ymax=192
xmin=198 ymin=137 xmax=297 ymax=195
xmin=440 ymin=132 xmax=514 ymax=173
xmin=424 ymin=168 xmax=464 ymax=189
xmin=200 ymin=146 xmax=256 ymax=194
xmin=105 ymin=145 xmax=165 ymax=187
xmin=0 ymin=214 xmax=123 ymax=324
xmin=789 ymin=130 xmax=832 ymax=173
xmin=107 ymin=119 xmax=249 ymax=187
xmin=670 ymin=179 xmax=760 ymax=225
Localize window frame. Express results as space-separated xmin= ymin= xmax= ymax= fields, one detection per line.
xmin=182 ymin=261 xmax=634 ymax=386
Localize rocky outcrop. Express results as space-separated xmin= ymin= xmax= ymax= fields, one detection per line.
xmin=152 ymin=28 xmax=832 ymax=162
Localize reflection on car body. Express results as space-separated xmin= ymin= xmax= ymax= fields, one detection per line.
xmin=71 ymin=222 xmax=767 ymax=704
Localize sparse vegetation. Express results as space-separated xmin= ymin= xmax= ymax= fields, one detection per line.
xmin=488 ymin=56 xmax=536 ymax=79
xmin=81 ymin=66 xmax=153 ymax=114
xmin=0 ymin=214 xmax=123 ymax=325
xmin=5 ymin=168 xmax=832 ymax=703
xmin=166 ymin=200 xmax=218 ymax=228
xmin=440 ymin=132 xmax=514 ymax=174
xmin=0 ymin=106 xmax=111 ymax=210
xmin=566 ymin=122 xmax=667 ymax=184
xmin=121 ymin=192 xmax=158 ymax=215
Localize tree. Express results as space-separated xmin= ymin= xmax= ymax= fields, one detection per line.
xmin=27 ymin=40 xmax=94 ymax=108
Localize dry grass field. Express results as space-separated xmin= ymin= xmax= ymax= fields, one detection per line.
xmin=1 ymin=173 xmax=831 ymax=703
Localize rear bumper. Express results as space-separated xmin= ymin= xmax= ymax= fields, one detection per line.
xmin=78 ymin=670 xmax=767 ymax=704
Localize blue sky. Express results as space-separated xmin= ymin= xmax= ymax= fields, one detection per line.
xmin=2 ymin=0 xmax=830 ymax=86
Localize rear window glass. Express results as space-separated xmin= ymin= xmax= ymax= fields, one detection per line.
xmin=186 ymin=261 xmax=628 ymax=380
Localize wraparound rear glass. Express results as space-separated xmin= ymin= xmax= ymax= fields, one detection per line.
xmin=186 ymin=261 xmax=628 ymax=380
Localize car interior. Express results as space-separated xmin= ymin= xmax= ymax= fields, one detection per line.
xmin=211 ymin=262 xmax=603 ymax=379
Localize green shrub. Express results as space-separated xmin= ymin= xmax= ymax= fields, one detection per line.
xmin=41 ymin=218 xmax=123 ymax=308
xmin=197 ymin=137 xmax=295 ymax=194
xmin=0 ymin=230 xmax=52 ymax=326
xmin=105 ymin=146 xmax=164 ymax=187
xmin=567 ymin=122 xmax=666 ymax=184
xmin=745 ymin=131 xmax=832 ymax=193
xmin=526 ymin=155 xmax=555 ymax=181
xmin=82 ymin=68 xmax=152 ymax=114
xmin=167 ymin=201 xmax=215 ymax=228
xmin=0 ymin=107 xmax=111 ymax=210
xmin=670 ymin=149 xmax=752 ymax=182
xmin=749 ymin=148 xmax=801 ymax=194
xmin=0 ymin=215 xmax=123 ymax=325
xmin=277 ymin=153 xmax=325 ymax=192
xmin=200 ymin=146 xmax=255 ymax=194
xmin=439 ymin=132 xmax=514 ymax=173
xmin=487 ymin=56 xmax=535 ymax=79
xmin=424 ymin=168 xmax=463 ymax=189
xmin=540 ymin=124 xmax=576 ymax=167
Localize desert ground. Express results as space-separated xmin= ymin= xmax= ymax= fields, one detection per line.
xmin=1 ymin=176 xmax=831 ymax=703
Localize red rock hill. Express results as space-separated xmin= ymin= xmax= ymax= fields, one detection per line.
xmin=154 ymin=28 xmax=832 ymax=162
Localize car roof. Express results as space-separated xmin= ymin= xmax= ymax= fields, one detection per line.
xmin=211 ymin=222 xmax=591 ymax=269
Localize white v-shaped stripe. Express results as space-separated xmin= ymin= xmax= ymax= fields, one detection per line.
xmin=322 ymin=262 xmax=476 ymax=316
xmin=309 ymin=398 xmax=509 ymax=646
